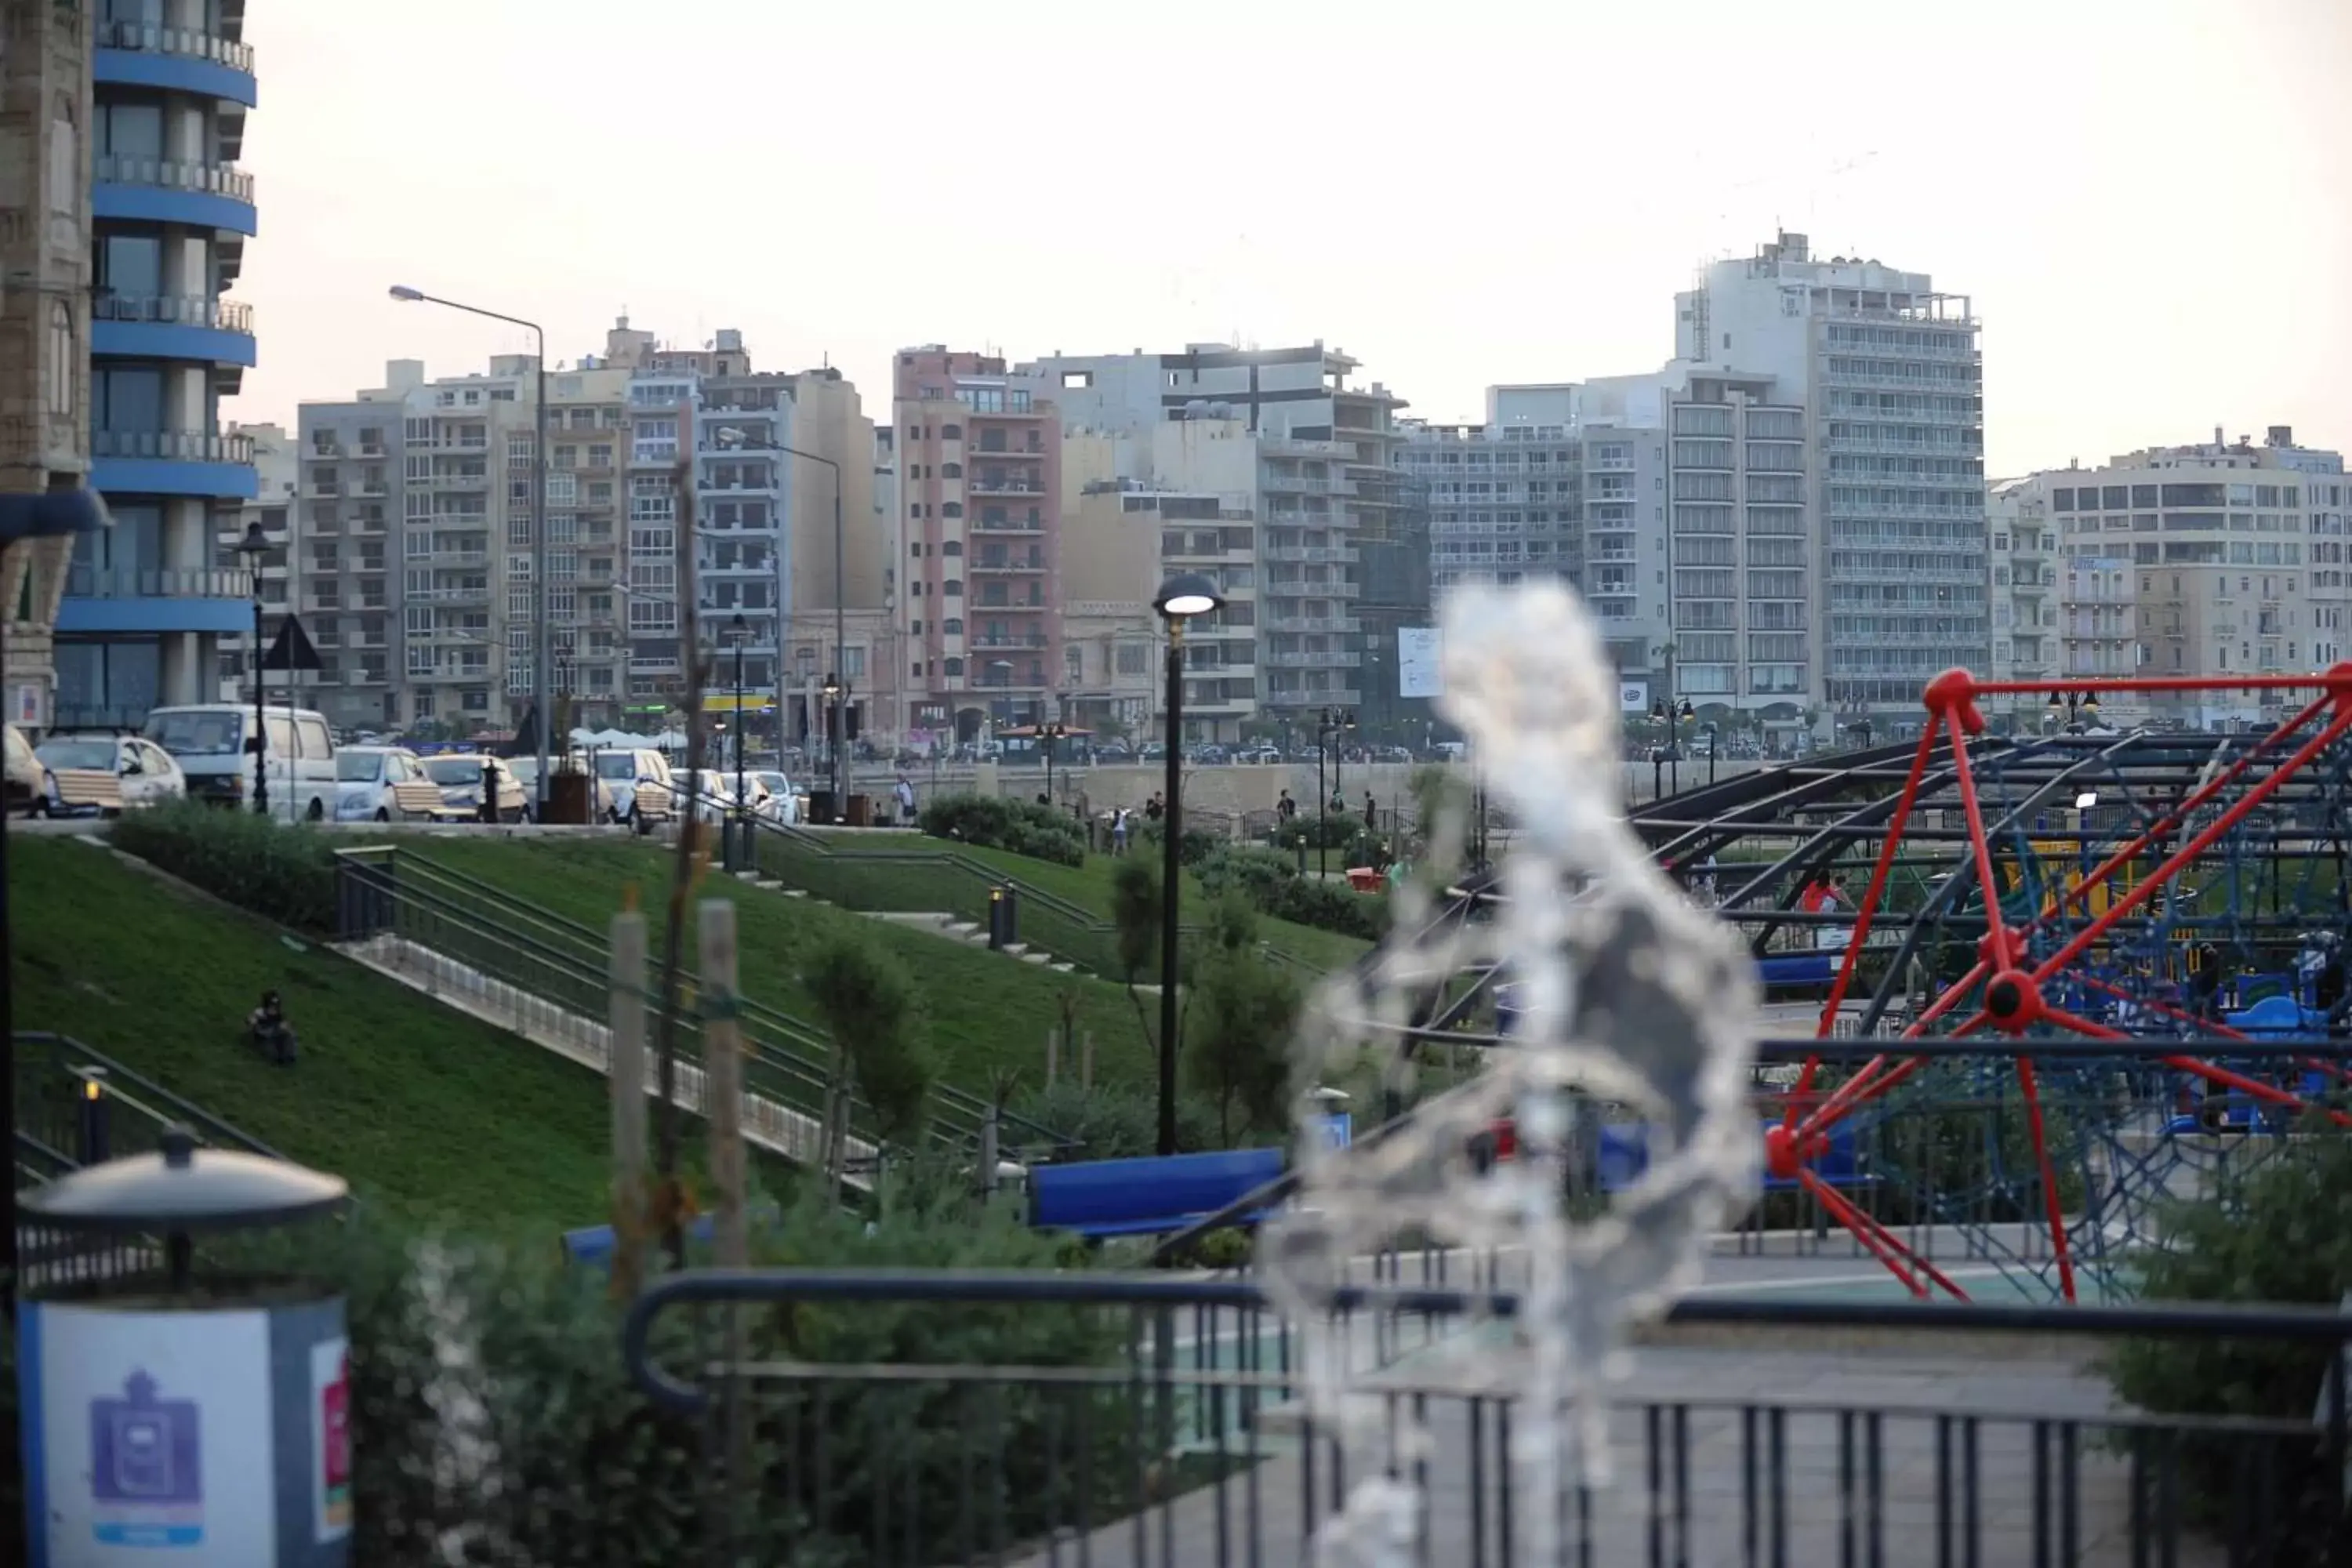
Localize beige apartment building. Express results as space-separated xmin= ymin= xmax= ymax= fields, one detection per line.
xmin=1 ymin=0 xmax=93 ymax=733
xmin=2022 ymin=425 xmax=2349 ymax=730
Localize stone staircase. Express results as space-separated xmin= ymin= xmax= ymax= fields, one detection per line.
xmin=335 ymin=931 xmax=873 ymax=1189
xmin=724 ymin=869 xmax=1080 ymax=973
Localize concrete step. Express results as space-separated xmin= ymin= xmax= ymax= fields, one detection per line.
xmin=334 ymin=933 xmax=870 ymax=1189
xmin=1049 ymin=962 xmax=1077 ymax=974
xmin=1018 ymin=951 xmax=1053 ymax=966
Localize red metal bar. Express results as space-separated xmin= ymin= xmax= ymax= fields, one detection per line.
xmin=1797 ymin=1168 xmax=1923 ymax=1298
xmin=2033 ymin=1000 xmax=2352 ymax=1127
xmin=2031 ymin=704 xmax=2352 ymax=984
xmin=1811 ymin=717 xmax=1945 ymax=1040
xmin=2011 ymin=1058 xmax=2080 ymax=1304
xmin=1943 ymin=725 xmax=2019 ymax=972
xmin=1969 ymin=673 xmax=2343 ymax=697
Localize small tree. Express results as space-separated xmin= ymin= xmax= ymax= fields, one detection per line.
xmin=1183 ymin=895 xmax=1301 ymax=1144
xmin=804 ymin=935 xmax=935 ymax=1185
xmin=1109 ymin=856 xmax=1163 ymax=1051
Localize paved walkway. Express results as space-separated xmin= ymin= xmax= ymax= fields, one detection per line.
xmin=1011 ymin=1327 xmax=2224 ymax=1566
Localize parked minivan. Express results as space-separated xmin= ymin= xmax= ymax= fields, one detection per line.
xmin=143 ymin=704 xmax=338 ymax=822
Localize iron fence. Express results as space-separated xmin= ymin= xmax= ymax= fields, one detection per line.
xmin=621 ymin=1269 xmax=2352 ymax=1567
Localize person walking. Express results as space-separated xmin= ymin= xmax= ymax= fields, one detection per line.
xmin=1111 ymin=806 xmax=1131 ymax=856
xmin=1363 ymin=789 xmax=1377 ymax=830
xmin=894 ymin=774 xmax=917 ymax=826
xmin=1143 ymin=792 xmax=1164 ymax=824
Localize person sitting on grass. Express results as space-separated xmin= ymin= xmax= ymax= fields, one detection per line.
xmin=247 ymin=989 xmax=298 ymax=1066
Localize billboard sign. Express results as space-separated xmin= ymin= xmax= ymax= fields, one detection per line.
xmin=1396 ymin=628 xmax=1443 ymax=699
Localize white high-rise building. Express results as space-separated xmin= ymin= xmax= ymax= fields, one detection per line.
xmin=1674 ymin=231 xmax=1988 ymax=724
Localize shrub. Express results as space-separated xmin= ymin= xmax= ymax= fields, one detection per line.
xmin=918 ymin=792 xmax=1084 ymax=866
xmin=2103 ymin=1127 xmax=2352 ymax=1543
xmin=1014 ymin=1080 xmax=1219 ymax=1159
xmin=1273 ymin=809 xmax=1364 ymax=853
xmin=110 ymin=798 xmax=339 ymax=934
xmin=1267 ymin=874 xmax=1389 ymax=940
xmin=1109 ymin=857 xmax=1160 ymax=986
xmin=0 ymin=1199 xmax=1142 ymax=1565
xmin=1134 ymin=818 xmax=1218 ymax=867
xmin=1196 ymin=844 xmax=1298 ymax=907
xmin=1185 ymin=898 xmax=1301 ymax=1143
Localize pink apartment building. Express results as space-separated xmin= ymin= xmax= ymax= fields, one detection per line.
xmin=893 ymin=347 xmax=1063 ymax=745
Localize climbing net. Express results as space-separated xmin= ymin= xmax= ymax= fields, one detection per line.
xmin=1657 ymin=670 xmax=2352 ymax=1302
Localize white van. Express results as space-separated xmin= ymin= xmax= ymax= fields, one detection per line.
xmin=143 ymin=704 xmax=339 ymax=822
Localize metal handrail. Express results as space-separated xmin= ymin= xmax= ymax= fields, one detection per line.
xmin=332 ymin=845 xmax=1069 ymax=1156
xmin=14 ymin=1031 xmax=282 ymax=1160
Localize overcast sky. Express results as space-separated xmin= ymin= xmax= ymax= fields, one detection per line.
xmin=227 ymin=0 xmax=2352 ymax=476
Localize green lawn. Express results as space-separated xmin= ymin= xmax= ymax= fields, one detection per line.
xmin=808 ymin=831 xmax=1375 ymax=975
xmin=397 ymin=834 xmax=1166 ymax=1100
xmin=8 ymin=836 xmax=703 ymax=1232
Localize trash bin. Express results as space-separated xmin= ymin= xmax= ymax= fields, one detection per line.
xmin=844 ymin=793 xmax=871 ymax=827
xmin=987 ymin=884 xmax=1018 ymax=949
xmin=808 ymin=788 xmax=837 ymax=825
xmin=16 ymin=1127 xmax=354 ymax=1565
xmin=546 ymin=769 xmax=593 ymax=826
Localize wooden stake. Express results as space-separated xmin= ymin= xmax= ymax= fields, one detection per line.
xmin=699 ymin=898 xmax=748 ymax=1269
xmin=1046 ymin=1026 xmax=1059 ymax=1087
xmin=608 ymin=910 xmax=649 ymax=1301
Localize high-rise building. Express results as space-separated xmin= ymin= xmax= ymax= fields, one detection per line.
xmin=214 ymin=418 xmax=292 ymax=702
xmin=1985 ymin=477 xmax=2059 ymax=706
xmin=895 ymin=347 xmax=1063 ymax=745
xmin=289 ymin=325 xmax=879 ymax=740
xmin=2014 ymin=426 xmax=2349 ymax=730
xmin=59 ymin=1 xmax=260 ymax=728
xmin=2 ymin=0 xmax=97 ymax=734
xmin=1674 ymin=231 xmax=1987 ymax=722
xmin=1012 ymin=343 xmax=1425 ymax=736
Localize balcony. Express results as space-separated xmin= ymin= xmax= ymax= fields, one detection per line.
xmin=1267 ymin=616 xmax=1360 ymax=636
xmin=92 ymin=154 xmax=256 ymax=235
xmin=91 ymin=293 xmax=256 ymax=368
xmin=91 ymin=428 xmax=257 ymax=500
xmin=1265 ymin=687 xmax=1362 ymax=707
xmin=967 ymin=477 xmax=1046 ymax=497
xmin=1263 ymin=545 xmax=1357 ymax=564
xmin=968 ymin=633 xmax=1051 ymax=651
xmin=431 ymin=470 xmax=491 ymax=490
xmin=968 ymin=557 xmax=1047 ymax=574
xmin=57 ymin=563 xmax=255 ymax=637
xmin=1264 ymin=651 xmax=1356 ymax=670
xmin=93 ymin=19 xmax=256 ymax=106
xmin=971 ymin=441 xmax=1045 ymax=459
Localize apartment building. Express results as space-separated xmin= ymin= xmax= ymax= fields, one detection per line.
xmin=1985 ymin=477 xmax=2059 ymax=717
xmin=60 ymin=0 xmax=260 ymax=727
xmin=1673 ymin=231 xmax=1988 ymax=721
xmin=2 ymin=0 xmax=96 ymax=733
xmin=1012 ymin=343 xmax=1428 ymax=731
xmin=2024 ymin=426 xmax=2350 ymax=729
xmin=1399 ymin=417 xmax=1586 ymax=596
xmin=895 ymin=347 xmax=1064 ymax=745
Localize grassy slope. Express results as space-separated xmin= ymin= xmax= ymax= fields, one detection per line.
xmin=858 ymin=834 xmax=1374 ymax=975
xmin=403 ymin=834 xmax=1164 ymax=1098
xmin=10 ymin=836 xmax=727 ymax=1232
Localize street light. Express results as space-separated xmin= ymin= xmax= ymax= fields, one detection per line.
xmin=1040 ymin=719 xmax=1069 ymax=804
xmin=820 ymin=673 xmax=842 ymax=819
xmin=2047 ymin=688 xmax=2101 ymax=731
xmin=390 ymin=284 xmax=550 ymax=817
xmin=235 ymin=520 xmax=270 ymax=816
xmin=775 ymin=443 xmax=845 ymax=815
xmin=724 ymin=612 xmax=750 ymax=857
xmin=1152 ymin=571 xmax=1225 ymax=1157
xmin=1316 ymin=705 xmax=1356 ymax=879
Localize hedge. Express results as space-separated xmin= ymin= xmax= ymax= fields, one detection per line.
xmin=110 ymin=798 xmax=340 ymax=934
xmin=918 ymin=793 xmax=1086 ymax=866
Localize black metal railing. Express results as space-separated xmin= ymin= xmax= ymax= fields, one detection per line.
xmin=330 ymin=844 xmax=1070 ymax=1164
xmin=622 ymin=1268 xmax=2352 ymax=1567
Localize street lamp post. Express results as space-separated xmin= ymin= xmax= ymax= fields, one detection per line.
xmin=2046 ymin=688 xmax=2101 ymax=732
xmin=725 ymin=612 xmax=750 ymax=862
xmin=1152 ymin=572 xmax=1225 ymax=1157
xmin=390 ymin=285 xmax=550 ymax=817
xmin=1316 ymin=705 xmax=1355 ymax=877
xmin=236 ymin=521 xmax=270 ymax=815
xmin=1040 ymin=720 xmax=1067 ymax=804
xmin=776 ymin=443 xmax=845 ymax=815
xmin=821 ymin=673 xmax=842 ymax=818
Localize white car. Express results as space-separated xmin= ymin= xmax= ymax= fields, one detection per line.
xmin=333 ymin=746 xmax=444 ymax=822
xmin=35 ymin=734 xmax=184 ymax=811
xmin=421 ymin=754 xmax=528 ymax=823
xmin=750 ymin=769 xmax=803 ymax=826
xmin=591 ymin=748 xmax=675 ymax=828
xmin=672 ymin=770 xmax=760 ymax=826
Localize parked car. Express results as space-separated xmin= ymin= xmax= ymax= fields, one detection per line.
xmin=504 ymin=755 xmax=615 ymax=822
xmin=750 ymin=769 xmax=804 ymax=826
xmin=143 ymin=703 xmax=338 ymax=821
xmin=1236 ymin=745 xmax=1282 ymax=765
xmin=591 ymin=747 xmax=675 ymax=828
xmin=35 ymin=733 xmax=183 ymax=811
xmin=673 ymin=769 xmax=753 ymax=826
xmin=333 ymin=746 xmax=444 ymax=822
xmin=4 ymin=725 xmax=40 ymax=816
xmin=25 ymin=735 xmax=122 ymax=818
xmin=420 ymin=754 xmax=528 ymax=822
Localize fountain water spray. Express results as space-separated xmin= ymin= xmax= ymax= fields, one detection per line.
xmin=1258 ymin=582 xmax=1762 ymax=1564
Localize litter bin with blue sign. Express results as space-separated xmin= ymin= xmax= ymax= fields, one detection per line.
xmin=16 ymin=1127 xmax=352 ymax=1566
